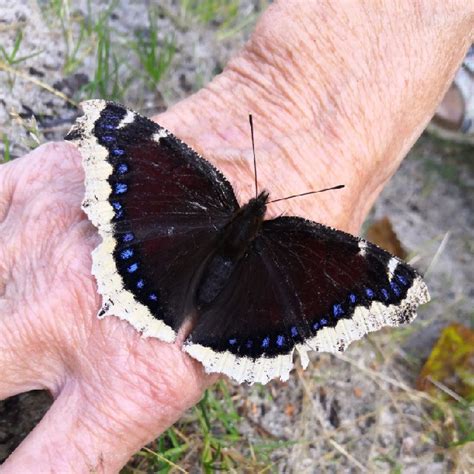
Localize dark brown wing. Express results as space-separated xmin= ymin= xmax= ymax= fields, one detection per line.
xmin=66 ymin=100 xmax=239 ymax=340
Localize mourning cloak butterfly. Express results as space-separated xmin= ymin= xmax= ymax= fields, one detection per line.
xmin=65 ymin=100 xmax=430 ymax=384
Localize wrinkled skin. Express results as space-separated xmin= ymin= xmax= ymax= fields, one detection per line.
xmin=0 ymin=1 xmax=472 ymax=472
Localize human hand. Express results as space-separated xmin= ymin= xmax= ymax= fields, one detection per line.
xmin=0 ymin=139 xmax=218 ymax=472
xmin=1 ymin=1 xmax=471 ymax=472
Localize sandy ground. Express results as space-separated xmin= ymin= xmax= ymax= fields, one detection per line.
xmin=1 ymin=1 xmax=473 ymax=472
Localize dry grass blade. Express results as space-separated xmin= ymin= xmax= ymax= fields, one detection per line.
xmin=0 ymin=60 xmax=78 ymax=107
xmin=424 ymin=230 xmax=451 ymax=276
xmin=426 ymin=376 xmax=471 ymax=407
xmin=328 ymin=439 xmax=369 ymax=472
xmin=141 ymin=447 xmax=189 ymax=473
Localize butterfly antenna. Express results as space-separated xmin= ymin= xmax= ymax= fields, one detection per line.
xmin=249 ymin=114 xmax=258 ymax=199
xmin=268 ymin=184 xmax=345 ymax=204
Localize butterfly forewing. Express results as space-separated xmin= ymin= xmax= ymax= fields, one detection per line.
xmin=66 ymin=100 xmax=239 ymax=339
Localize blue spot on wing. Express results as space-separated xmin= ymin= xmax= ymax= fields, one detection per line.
xmin=122 ymin=232 xmax=134 ymax=243
xmin=397 ymin=274 xmax=408 ymax=286
xmin=365 ymin=288 xmax=374 ymax=298
xmin=120 ymin=249 xmax=133 ymax=260
xmin=312 ymin=321 xmax=320 ymax=331
xmin=127 ymin=262 xmax=138 ymax=273
xmin=149 ymin=293 xmax=158 ymax=301
xmin=103 ymin=111 xmax=122 ymax=122
xmin=261 ymin=337 xmax=270 ymax=348
xmin=101 ymin=135 xmax=115 ymax=144
xmin=390 ymin=281 xmax=401 ymax=296
xmin=111 ymin=202 xmax=123 ymax=218
xmin=349 ymin=293 xmax=357 ymax=304
xmin=136 ymin=279 xmax=144 ymax=289
xmin=117 ymin=163 xmax=128 ymax=174
xmin=276 ymin=335 xmax=285 ymax=347
xmin=291 ymin=326 xmax=298 ymax=337
xmin=112 ymin=148 xmax=125 ymax=157
xmin=115 ymin=183 xmax=128 ymax=194
xmin=381 ymin=288 xmax=390 ymax=301
xmin=229 ymin=338 xmax=237 ymax=346
xmin=333 ymin=304 xmax=344 ymax=317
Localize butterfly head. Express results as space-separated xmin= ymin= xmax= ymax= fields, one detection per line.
xmin=223 ymin=190 xmax=269 ymax=249
xmin=246 ymin=190 xmax=270 ymax=218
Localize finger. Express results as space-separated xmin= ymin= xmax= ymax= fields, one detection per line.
xmin=1 ymin=386 xmax=141 ymax=472
xmin=1 ymin=354 xmax=210 ymax=473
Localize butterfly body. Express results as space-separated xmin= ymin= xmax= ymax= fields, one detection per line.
xmin=66 ymin=100 xmax=430 ymax=384
xmin=196 ymin=190 xmax=269 ymax=308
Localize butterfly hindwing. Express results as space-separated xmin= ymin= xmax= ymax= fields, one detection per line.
xmin=66 ymin=100 xmax=239 ymax=340
xmin=184 ymin=216 xmax=429 ymax=383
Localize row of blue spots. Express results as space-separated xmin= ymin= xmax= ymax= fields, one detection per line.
xmin=328 ymin=288 xmax=373 ymax=327
xmin=227 ymin=334 xmax=291 ymax=350
xmin=98 ymin=114 xmax=124 ymax=157
xmin=331 ymin=292 xmax=362 ymax=322
xmin=310 ymin=278 xmax=411 ymax=338
xmin=114 ymin=225 xmax=160 ymax=302
xmin=101 ymin=115 xmax=125 ymax=160
xmin=313 ymin=318 xmax=328 ymax=331
xmin=99 ymin=120 xmax=129 ymax=183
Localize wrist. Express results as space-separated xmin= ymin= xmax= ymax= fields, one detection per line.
xmin=156 ymin=0 xmax=473 ymax=234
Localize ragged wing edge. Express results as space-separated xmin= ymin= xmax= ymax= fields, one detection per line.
xmin=184 ymin=276 xmax=429 ymax=384
xmin=66 ymin=99 xmax=176 ymax=342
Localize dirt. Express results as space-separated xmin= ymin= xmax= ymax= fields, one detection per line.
xmin=0 ymin=392 xmax=52 ymax=462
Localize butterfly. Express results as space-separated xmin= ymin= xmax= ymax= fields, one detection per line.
xmin=65 ymin=100 xmax=430 ymax=384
